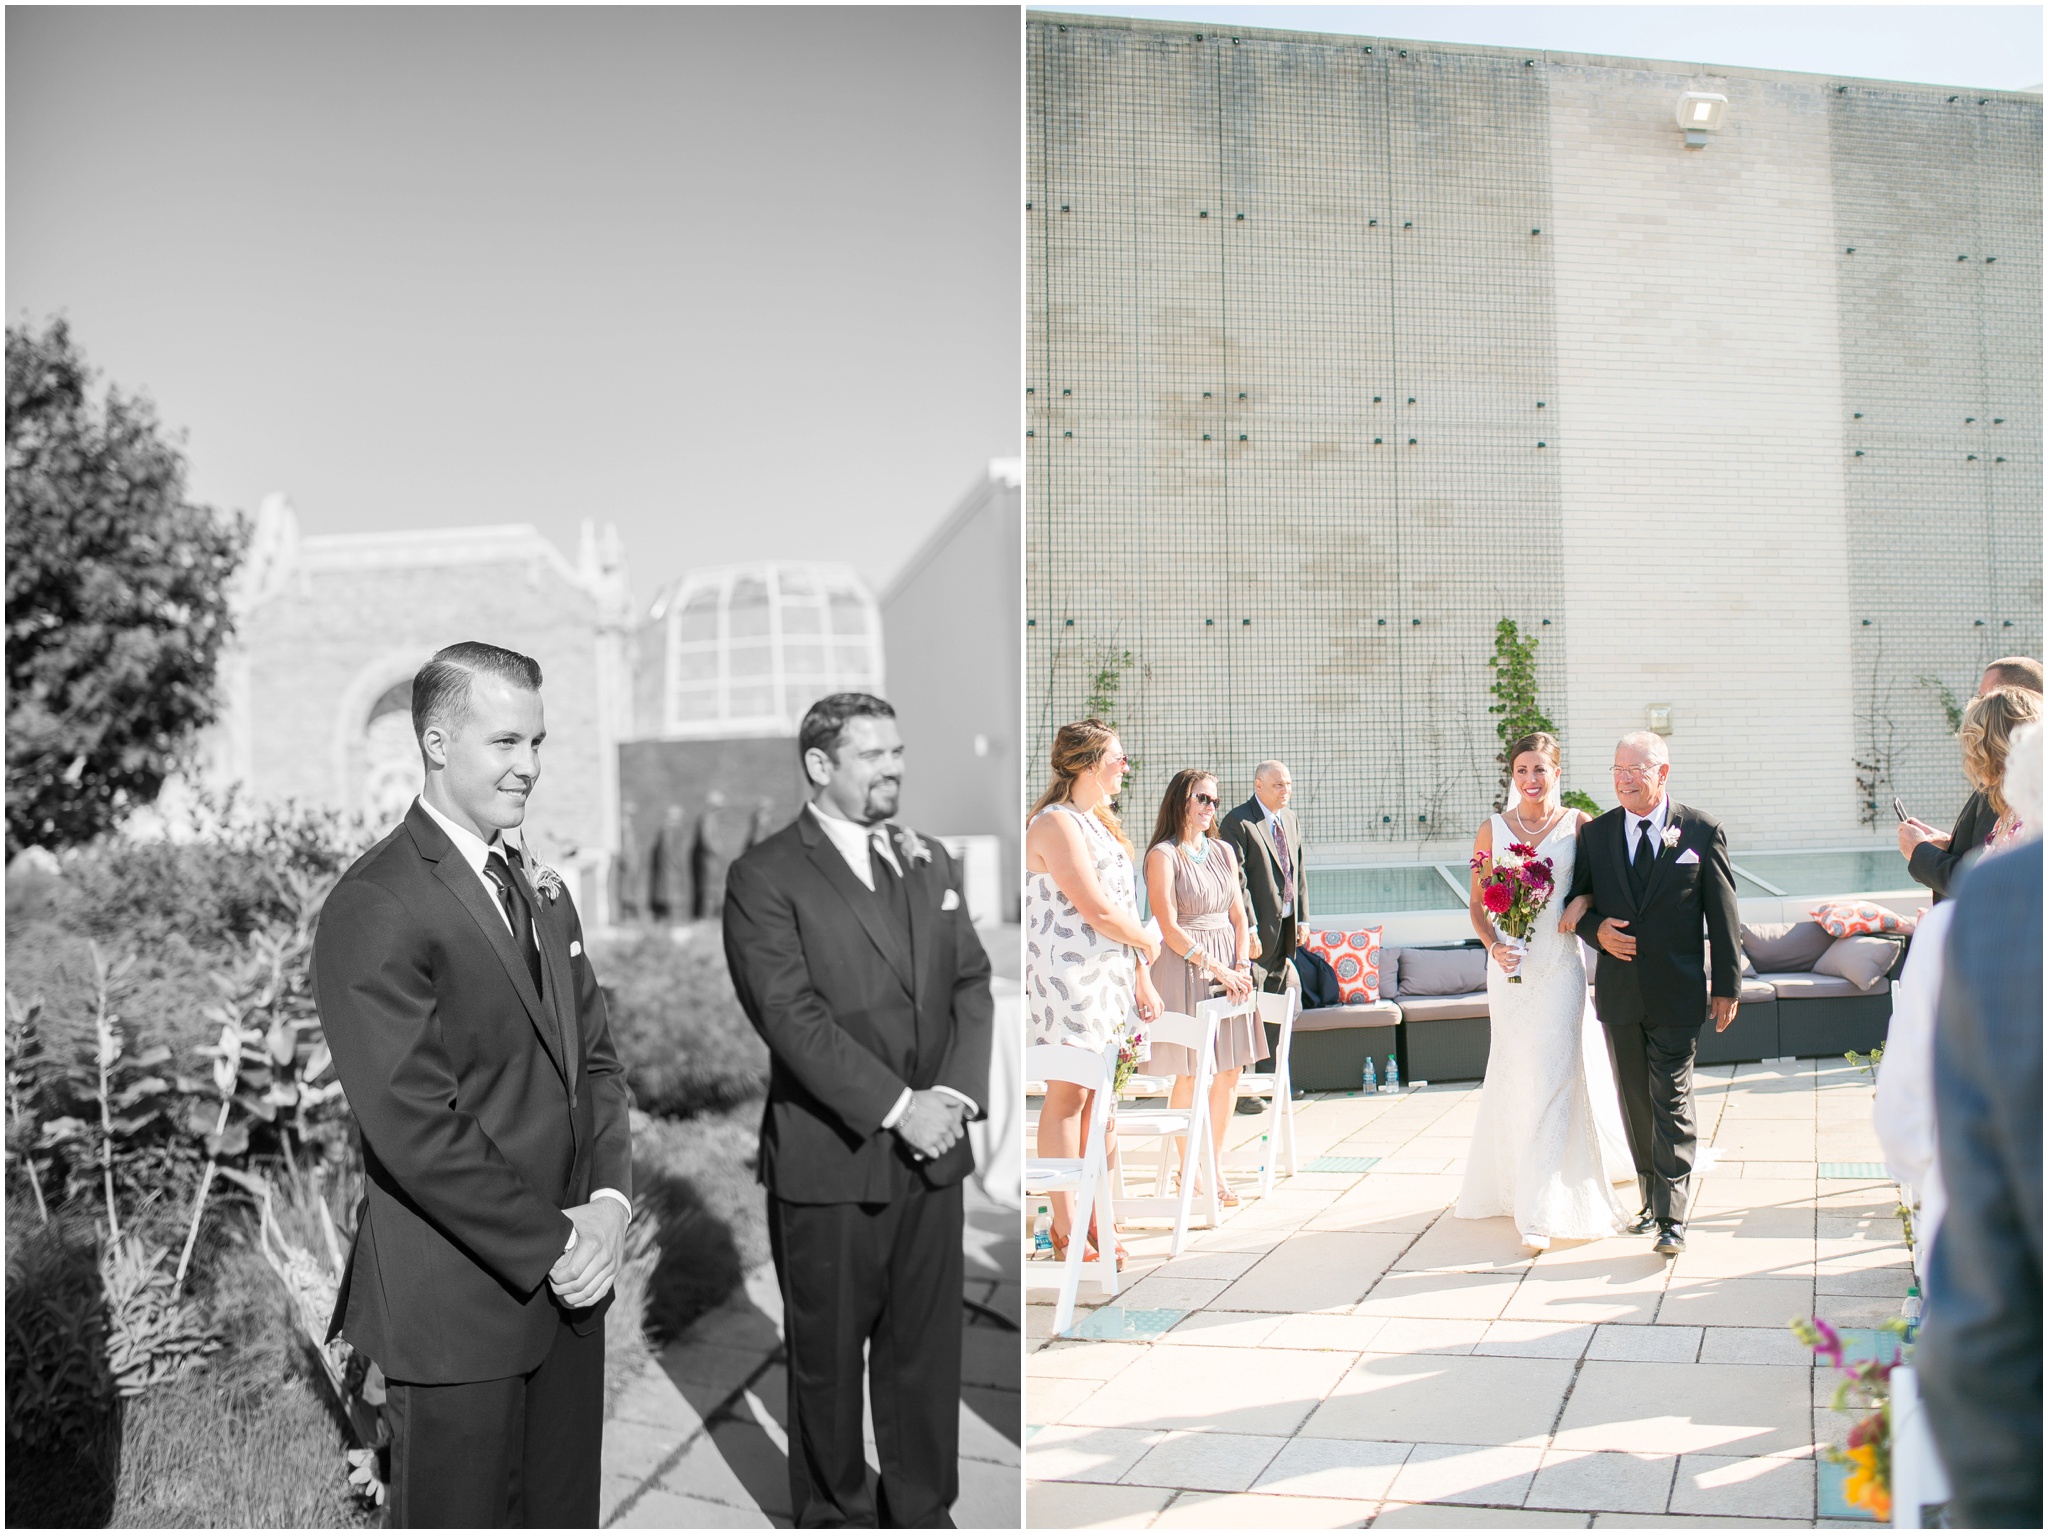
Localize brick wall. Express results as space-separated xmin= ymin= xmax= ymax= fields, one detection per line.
xmin=1026 ymin=10 xmax=2041 ymax=859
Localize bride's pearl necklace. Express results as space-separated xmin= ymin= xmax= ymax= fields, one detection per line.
xmin=1509 ymin=802 xmax=1565 ymax=843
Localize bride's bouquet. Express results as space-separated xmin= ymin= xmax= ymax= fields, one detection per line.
xmin=1471 ymin=840 xmax=1556 ymax=984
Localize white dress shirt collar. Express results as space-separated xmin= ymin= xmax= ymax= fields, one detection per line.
xmin=1625 ymin=797 xmax=1671 ymax=849
xmin=417 ymin=795 xmax=525 ymax=878
xmin=807 ymin=801 xmax=901 ymax=890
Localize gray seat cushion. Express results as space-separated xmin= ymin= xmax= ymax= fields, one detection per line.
xmin=1762 ymin=971 xmax=1866 ymax=1000
xmin=1739 ymin=976 xmax=1779 ymax=1005
xmin=1740 ymin=920 xmax=1833 ymax=974
xmin=1379 ymin=945 xmax=1401 ymax=998
xmin=1397 ymin=945 xmax=1488 ymax=997
xmin=1397 ymin=991 xmax=1490 ymax=1023
xmin=1813 ymin=935 xmax=1904 ymax=992
xmin=1294 ymin=1001 xmax=1401 ymax=1033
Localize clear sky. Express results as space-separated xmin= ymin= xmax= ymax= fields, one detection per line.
xmin=7 ymin=6 xmax=1020 ymax=608
xmin=1042 ymin=5 xmax=2044 ymax=91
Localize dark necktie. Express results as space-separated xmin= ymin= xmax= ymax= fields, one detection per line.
xmin=1630 ymin=819 xmax=1657 ymax=900
xmin=484 ymin=850 xmax=545 ymax=993
xmin=1270 ymin=816 xmax=1295 ymax=908
xmin=870 ymin=827 xmax=912 ymax=931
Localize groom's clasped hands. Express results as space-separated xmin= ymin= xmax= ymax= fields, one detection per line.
xmin=549 ymin=1198 xmax=629 ymax=1310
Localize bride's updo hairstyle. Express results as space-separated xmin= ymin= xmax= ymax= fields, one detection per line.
xmin=1506 ymin=731 xmax=1563 ymax=780
xmin=1031 ymin=718 xmax=1135 ymax=853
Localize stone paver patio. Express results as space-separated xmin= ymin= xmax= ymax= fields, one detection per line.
xmin=1027 ymin=1058 xmax=1908 ymax=1528
xmin=601 ymin=1182 xmax=1021 ymax=1528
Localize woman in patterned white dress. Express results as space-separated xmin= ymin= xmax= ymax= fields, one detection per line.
xmin=1026 ymin=719 xmax=1162 ymax=1263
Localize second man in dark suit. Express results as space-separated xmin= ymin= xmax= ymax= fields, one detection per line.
xmin=722 ymin=693 xmax=992 ymax=1528
xmin=1220 ymin=760 xmax=1307 ymax=993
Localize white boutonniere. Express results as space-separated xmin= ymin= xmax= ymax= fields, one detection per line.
xmin=530 ymin=860 xmax=566 ymax=903
xmin=1662 ymin=824 xmax=1683 ymax=851
xmin=896 ymin=825 xmax=934 ymax=867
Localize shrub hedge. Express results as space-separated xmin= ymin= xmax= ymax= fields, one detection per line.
xmin=596 ymin=926 xmax=770 ymax=1118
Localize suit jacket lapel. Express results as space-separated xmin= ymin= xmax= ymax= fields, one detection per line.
xmin=802 ymin=820 xmax=915 ymax=992
xmin=510 ymin=854 xmax=580 ymax=1098
xmin=1641 ymin=803 xmax=1687 ymax=908
xmin=431 ymin=855 xmax=569 ymax=1087
xmin=899 ymin=830 xmax=933 ymax=1013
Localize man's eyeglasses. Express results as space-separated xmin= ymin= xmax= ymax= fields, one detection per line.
xmin=1611 ymin=765 xmax=1663 ymax=781
xmin=1193 ymin=793 xmax=1219 ymax=808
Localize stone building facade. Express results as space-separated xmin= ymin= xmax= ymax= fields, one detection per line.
xmin=204 ymin=496 xmax=634 ymax=917
xmin=1026 ymin=12 xmax=2041 ymax=861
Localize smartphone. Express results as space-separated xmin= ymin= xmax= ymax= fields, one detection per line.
xmin=1893 ymin=796 xmax=1909 ymax=823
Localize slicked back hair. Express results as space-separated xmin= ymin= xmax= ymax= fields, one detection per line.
xmin=798 ymin=692 xmax=896 ymax=766
xmin=412 ymin=641 xmax=544 ymax=741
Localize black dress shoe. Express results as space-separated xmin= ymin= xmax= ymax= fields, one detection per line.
xmin=1624 ymin=1208 xmax=1658 ymax=1236
xmin=1654 ymin=1222 xmax=1686 ymax=1256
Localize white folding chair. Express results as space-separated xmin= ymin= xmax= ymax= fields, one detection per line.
xmin=1237 ymin=988 xmax=1301 ymax=1195
xmin=1022 ymin=1038 xmax=1121 ymax=1336
xmin=1109 ymin=997 xmax=1245 ymax=1256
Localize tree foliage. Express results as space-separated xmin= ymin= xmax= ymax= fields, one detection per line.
xmin=1487 ymin=618 xmax=1601 ymax=814
xmin=6 ymin=320 xmax=247 ymax=854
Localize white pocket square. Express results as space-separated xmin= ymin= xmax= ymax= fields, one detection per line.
xmin=941 ymin=889 xmax=962 ymax=911
xmin=570 ymin=940 xmax=583 ymax=956
xmin=1675 ymin=848 xmax=1701 ymax=865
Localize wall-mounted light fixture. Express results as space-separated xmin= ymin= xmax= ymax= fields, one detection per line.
xmin=1676 ymin=91 xmax=1728 ymax=147
xmin=1647 ymin=704 xmax=1673 ymax=736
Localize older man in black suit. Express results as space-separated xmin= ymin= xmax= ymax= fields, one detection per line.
xmin=1916 ymin=836 xmax=2042 ymax=1528
xmin=1220 ymin=760 xmax=1307 ymax=993
xmin=1900 ymin=656 xmax=2042 ymax=898
xmin=1565 ymin=731 xmax=1741 ymax=1257
xmin=723 ymin=693 xmax=992 ymax=1528
xmin=313 ymin=641 xmax=633 ymax=1527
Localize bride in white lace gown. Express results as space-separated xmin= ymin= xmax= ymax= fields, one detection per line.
xmin=1455 ymin=732 xmax=1634 ymax=1248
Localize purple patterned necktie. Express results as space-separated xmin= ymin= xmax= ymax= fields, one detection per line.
xmin=1270 ymin=816 xmax=1294 ymax=907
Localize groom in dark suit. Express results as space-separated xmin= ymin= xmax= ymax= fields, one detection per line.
xmin=723 ymin=692 xmax=993 ymax=1528
xmin=1565 ymin=731 xmax=1741 ymax=1256
xmin=313 ymin=641 xmax=633 ymax=1526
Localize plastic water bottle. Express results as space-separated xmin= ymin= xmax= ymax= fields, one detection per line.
xmin=1031 ymin=1208 xmax=1052 ymax=1254
xmin=1384 ymin=1055 xmax=1401 ymax=1092
xmin=1361 ymin=1055 xmax=1377 ymax=1094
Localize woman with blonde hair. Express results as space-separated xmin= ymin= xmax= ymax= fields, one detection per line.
xmin=1958 ymin=685 xmax=2042 ymax=852
xmin=1143 ymin=768 xmax=1260 ymax=1206
xmin=1025 ymin=719 xmax=1162 ymax=1265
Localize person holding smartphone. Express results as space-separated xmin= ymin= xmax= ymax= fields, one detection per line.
xmin=1900 ymin=657 xmax=2043 ymax=898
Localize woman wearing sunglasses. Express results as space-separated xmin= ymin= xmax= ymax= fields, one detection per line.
xmin=1142 ymin=768 xmax=1263 ymax=1207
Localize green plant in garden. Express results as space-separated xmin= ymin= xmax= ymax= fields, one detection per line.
xmin=100 ymin=1231 xmax=221 ymax=1396
xmin=5 ymin=319 xmax=248 ymax=856
xmin=598 ymin=928 xmax=769 ymax=1118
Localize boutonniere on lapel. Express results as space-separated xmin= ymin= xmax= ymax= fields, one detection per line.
xmin=528 ymin=859 xmax=566 ymax=904
xmin=1661 ymin=824 xmax=1684 ymax=852
xmin=894 ymin=825 xmax=935 ymax=869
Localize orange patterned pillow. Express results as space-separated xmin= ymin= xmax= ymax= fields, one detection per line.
xmin=1301 ymin=927 xmax=1382 ymax=1004
xmin=1810 ymin=900 xmax=1902 ymax=938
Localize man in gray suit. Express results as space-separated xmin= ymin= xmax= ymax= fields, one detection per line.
xmin=1916 ymin=837 xmax=2041 ymax=1529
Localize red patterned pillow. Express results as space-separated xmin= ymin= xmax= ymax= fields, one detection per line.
xmin=1810 ymin=900 xmax=1902 ymax=938
xmin=1302 ymin=927 xmax=1383 ymax=1004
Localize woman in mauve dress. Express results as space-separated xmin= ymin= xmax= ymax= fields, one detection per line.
xmin=1142 ymin=768 xmax=1262 ymax=1206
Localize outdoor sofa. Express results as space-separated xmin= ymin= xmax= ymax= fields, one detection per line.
xmin=1264 ymin=920 xmax=1905 ymax=1091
